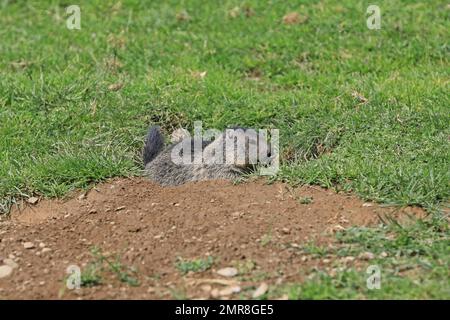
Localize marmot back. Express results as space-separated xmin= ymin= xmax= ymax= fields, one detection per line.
xmin=143 ymin=126 xmax=271 ymax=186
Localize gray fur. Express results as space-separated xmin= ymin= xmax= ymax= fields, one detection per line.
xmin=143 ymin=126 xmax=270 ymax=186
xmin=143 ymin=126 xmax=165 ymax=166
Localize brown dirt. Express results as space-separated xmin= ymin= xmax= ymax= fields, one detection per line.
xmin=0 ymin=178 xmax=425 ymax=299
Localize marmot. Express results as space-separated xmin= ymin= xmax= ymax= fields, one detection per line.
xmin=143 ymin=126 xmax=273 ymax=186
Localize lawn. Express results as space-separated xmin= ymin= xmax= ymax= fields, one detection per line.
xmin=0 ymin=0 xmax=448 ymax=298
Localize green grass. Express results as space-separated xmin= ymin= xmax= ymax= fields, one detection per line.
xmin=80 ymin=263 xmax=103 ymax=288
xmin=0 ymin=0 xmax=448 ymax=212
xmin=0 ymin=0 xmax=448 ymax=299
xmin=282 ymin=219 xmax=450 ymax=299
xmin=78 ymin=247 xmax=140 ymax=287
xmin=297 ymin=196 xmax=314 ymax=205
xmin=175 ymin=256 xmax=214 ymax=274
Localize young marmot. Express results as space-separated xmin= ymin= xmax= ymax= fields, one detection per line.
xmin=143 ymin=126 xmax=273 ymax=186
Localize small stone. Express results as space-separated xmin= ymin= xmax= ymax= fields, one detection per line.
xmin=41 ymin=248 xmax=52 ymax=253
xmin=210 ymin=288 xmax=220 ymax=298
xmin=362 ymin=203 xmax=373 ymax=207
xmin=219 ymin=285 xmax=241 ymax=296
xmin=216 ymin=267 xmax=238 ymax=277
xmin=0 ymin=265 xmax=13 ymax=278
xmin=200 ymin=284 xmax=212 ymax=293
xmin=231 ymin=212 xmax=242 ymax=218
xmin=78 ymin=193 xmax=87 ymax=200
xmin=359 ymin=252 xmax=375 ymax=260
xmin=343 ymin=256 xmax=356 ymax=263
xmin=23 ymin=242 xmax=35 ymax=249
xmin=252 ymin=283 xmax=268 ymax=298
xmin=281 ymin=228 xmax=290 ymax=234
xmin=3 ymin=258 xmax=18 ymax=269
xmin=88 ymin=209 xmax=97 ymax=214
xmin=39 ymin=242 xmax=46 ymax=248
xmin=27 ymin=197 xmax=39 ymax=205
xmin=115 ymin=206 xmax=126 ymax=211
xmin=325 ymin=224 xmax=344 ymax=234
xmin=322 ymin=258 xmax=331 ymax=264
xmin=380 ymin=251 xmax=388 ymax=258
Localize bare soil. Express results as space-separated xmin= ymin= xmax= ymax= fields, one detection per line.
xmin=0 ymin=178 xmax=425 ymax=299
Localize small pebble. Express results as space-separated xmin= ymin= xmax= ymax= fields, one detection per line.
xmin=216 ymin=267 xmax=238 ymax=277
xmin=252 ymin=283 xmax=268 ymax=298
xmin=27 ymin=197 xmax=39 ymax=205
xmin=0 ymin=265 xmax=13 ymax=278
xmin=23 ymin=242 xmax=35 ymax=249
xmin=359 ymin=252 xmax=375 ymax=260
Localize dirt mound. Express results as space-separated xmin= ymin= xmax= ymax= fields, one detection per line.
xmin=0 ymin=178 xmax=425 ymax=299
